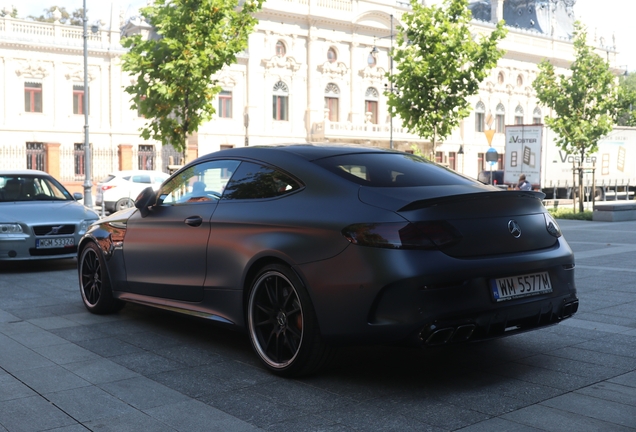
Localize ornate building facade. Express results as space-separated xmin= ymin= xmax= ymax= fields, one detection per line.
xmin=0 ymin=0 xmax=619 ymax=193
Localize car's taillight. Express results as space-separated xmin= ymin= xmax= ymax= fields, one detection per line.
xmin=342 ymin=221 xmax=461 ymax=250
xmin=544 ymin=212 xmax=562 ymax=238
xmin=101 ymin=185 xmax=116 ymax=191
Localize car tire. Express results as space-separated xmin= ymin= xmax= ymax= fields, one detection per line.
xmin=247 ymin=264 xmax=335 ymax=377
xmin=78 ymin=242 xmax=124 ymax=314
xmin=115 ymin=198 xmax=135 ymax=212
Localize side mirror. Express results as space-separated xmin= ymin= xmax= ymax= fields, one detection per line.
xmin=135 ymin=186 xmax=156 ymax=217
xmin=73 ymin=192 xmax=83 ymax=201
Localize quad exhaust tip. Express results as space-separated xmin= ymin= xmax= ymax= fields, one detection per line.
xmin=422 ymin=324 xmax=476 ymax=345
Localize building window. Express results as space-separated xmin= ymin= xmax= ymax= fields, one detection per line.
xmin=327 ymin=47 xmax=337 ymax=63
xmin=74 ymin=143 xmax=85 ymax=178
xmin=365 ymin=87 xmax=379 ymax=124
xmin=477 ymin=152 xmax=485 ymax=172
xmin=497 ymin=71 xmax=505 ymax=85
xmin=25 ymin=82 xmax=43 ymax=113
xmin=275 ymin=40 xmax=286 ymax=57
xmin=517 ymin=74 xmax=524 ymax=87
xmin=514 ymin=105 xmax=524 ymax=125
xmin=324 ymin=83 xmax=339 ymax=122
xmin=26 ymin=142 xmax=46 ymax=171
xmin=138 ymin=145 xmax=156 ymax=170
xmin=533 ymin=107 xmax=542 ymax=124
xmin=448 ymin=152 xmax=457 ymax=171
xmin=73 ymin=84 xmax=89 ymax=115
xmin=495 ymin=103 xmax=505 ymax=133
xmin=435 ymin=151 xmax=444 ymax=165
xmin=218 ymin=90 xmax=232 ymax=118
xmin=475 ymin=101 xmax=485 ymax=132
xmin=273 ymin=81 xmax=289 ymax=121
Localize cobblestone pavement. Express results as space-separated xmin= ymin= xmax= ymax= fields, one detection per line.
xmin=0 ymin=219 xmax=635 ymax=431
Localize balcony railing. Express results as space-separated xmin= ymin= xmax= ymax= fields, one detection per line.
xmin=0 ymin=16 xmax=113 ymax=50
xmin=312 ymin=119 xmax=426 ymax=142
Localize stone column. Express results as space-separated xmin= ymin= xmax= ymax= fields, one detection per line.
xmin=491 ymin=0 xmax=504 ymax=24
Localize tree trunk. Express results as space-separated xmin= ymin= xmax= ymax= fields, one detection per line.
xmin=578 ymin=148 xmax=585 ymax=213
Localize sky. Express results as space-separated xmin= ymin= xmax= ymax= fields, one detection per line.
xmin=12 ymin=0 xmax=636 ymax=71
xmin=575 ymin=0 xmax=635 ymax=72
xmin=16 ymin=1 xmax=147 ymax=23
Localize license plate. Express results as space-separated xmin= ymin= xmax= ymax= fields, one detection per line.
xmin=36 ymin=237 xmax=75 ymax=249
xmin=490 ymin=272 xmax=552 ymax=302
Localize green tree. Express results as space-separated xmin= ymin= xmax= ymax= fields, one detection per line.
xmin=28 ymin=6 xmax=85 ymax=25
xmin=617 ymin=72 xmax=636 ymax=126
xmin=121 ymin=0 xmax=263 ymax=156
xmin=389 ymin=0 xmax=507 ymax=149
xmin=533 ymin=22 xmax=620 ymax=212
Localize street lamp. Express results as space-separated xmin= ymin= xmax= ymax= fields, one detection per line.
xmin=82 ymin=0 xmax=98 ymax=208
xmin=370 ymin=14 xmax=394 ymax=150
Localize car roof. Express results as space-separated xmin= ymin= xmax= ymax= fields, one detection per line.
xmin=108 ymin=170 xmax=169 ymax=176
xmin=0 ymin=169 xmax=51 ymax=176
xmin=207 ymin=144 xmax=398 ymax=162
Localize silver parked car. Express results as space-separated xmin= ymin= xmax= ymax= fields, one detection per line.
xmin=0 ymin=170 xmax=99 ymax=260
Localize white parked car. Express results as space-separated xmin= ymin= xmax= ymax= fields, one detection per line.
xmin=96 ymin=170 xmax=169 ymax=214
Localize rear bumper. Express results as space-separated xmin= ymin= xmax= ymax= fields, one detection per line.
xmin=296 ymin=238 xmax=577 ymax=346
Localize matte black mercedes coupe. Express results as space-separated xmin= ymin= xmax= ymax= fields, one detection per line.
xmin=78 ymin=145 xmax=578 ymax=376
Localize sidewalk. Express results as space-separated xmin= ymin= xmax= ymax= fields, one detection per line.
xmin=0 ymin=218 xmax=635 ymax=431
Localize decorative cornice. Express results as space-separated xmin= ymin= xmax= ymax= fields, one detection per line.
xmin=318 ymin=61 xmax=348 ymax=78
xmin=65 ymin=65 xmax=98 ymax=82
xmin=262 ymin=55 xmax=302 ymax=72
xmin=358 ymin=66 xmax=386 ymax=80
xmin=15 ymin=60 xmax=50 ymax=79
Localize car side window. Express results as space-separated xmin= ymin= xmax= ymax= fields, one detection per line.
xmin=132 ymin=175 xmax=152 ymax=184
xmin=158 ymin=160 xmax=240 ymax=205
xmin=222 ymin=162 xmax=301 ymax=200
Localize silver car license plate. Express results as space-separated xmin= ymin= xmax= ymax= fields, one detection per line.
xmin=36 ymin=237 xmax=75 ymax=249
xmin=490 ymin=272 xmax=552 ymax=302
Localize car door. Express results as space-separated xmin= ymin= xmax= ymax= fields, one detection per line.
xmin=123 ymin=160 xmax=240 ymax=302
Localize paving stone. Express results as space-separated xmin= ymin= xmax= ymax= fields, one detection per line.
xmin=502 ymin=403 xmax=635 ymax=431
xmin=46 ymin=385 xmax=139 ymax=423
xmin=143 ymin=399 xmax=261 ymax=432
xmin=541 ymin=392 xmax=636 ymax=429
xmin=99 ymin=376 xmax=190 ymax=410
xmin=0 ymin=395 xmax=76 ymax=431
xmin=12 ymin=364 xmax=91 ymax=394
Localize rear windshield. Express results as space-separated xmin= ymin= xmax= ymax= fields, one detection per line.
xmin=313 ymin=153 xmax=476 ymax=187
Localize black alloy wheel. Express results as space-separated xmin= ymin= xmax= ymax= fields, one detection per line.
xmin=247 ymin=264 xmax=334 ymax=377
xmin=78 ymin=242 xmax=123 ymax=314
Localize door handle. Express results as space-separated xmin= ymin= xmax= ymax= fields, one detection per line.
xmin=184 ymin=216 xmax=203 ymax=227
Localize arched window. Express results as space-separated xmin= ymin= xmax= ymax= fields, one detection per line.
xmin=275 ymin=40 xmax=286 ymax=57
xmin=324 ymin=83 xmax=340 ymax=122
xmin=475 ymin=101 xmax=485 ymax=132
xmin=327 ymin=47 xmax=337 ymax=63
xmin=514 ymin=105 xmax=524 ymax=125
xmin=516 ymin=74 xmax=524 ymax=87
xmin=365 ymin=87 xmax=379 ymax=124
xmin=495 ymin=103 xmax=505 ymax=133
xmin=497 ymin=71 xmax=505 ymax=85
xmin=273 ymin=81 xmax=289 ymax=121
xmin=533 ymin=107 xmax=542 ymax=124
